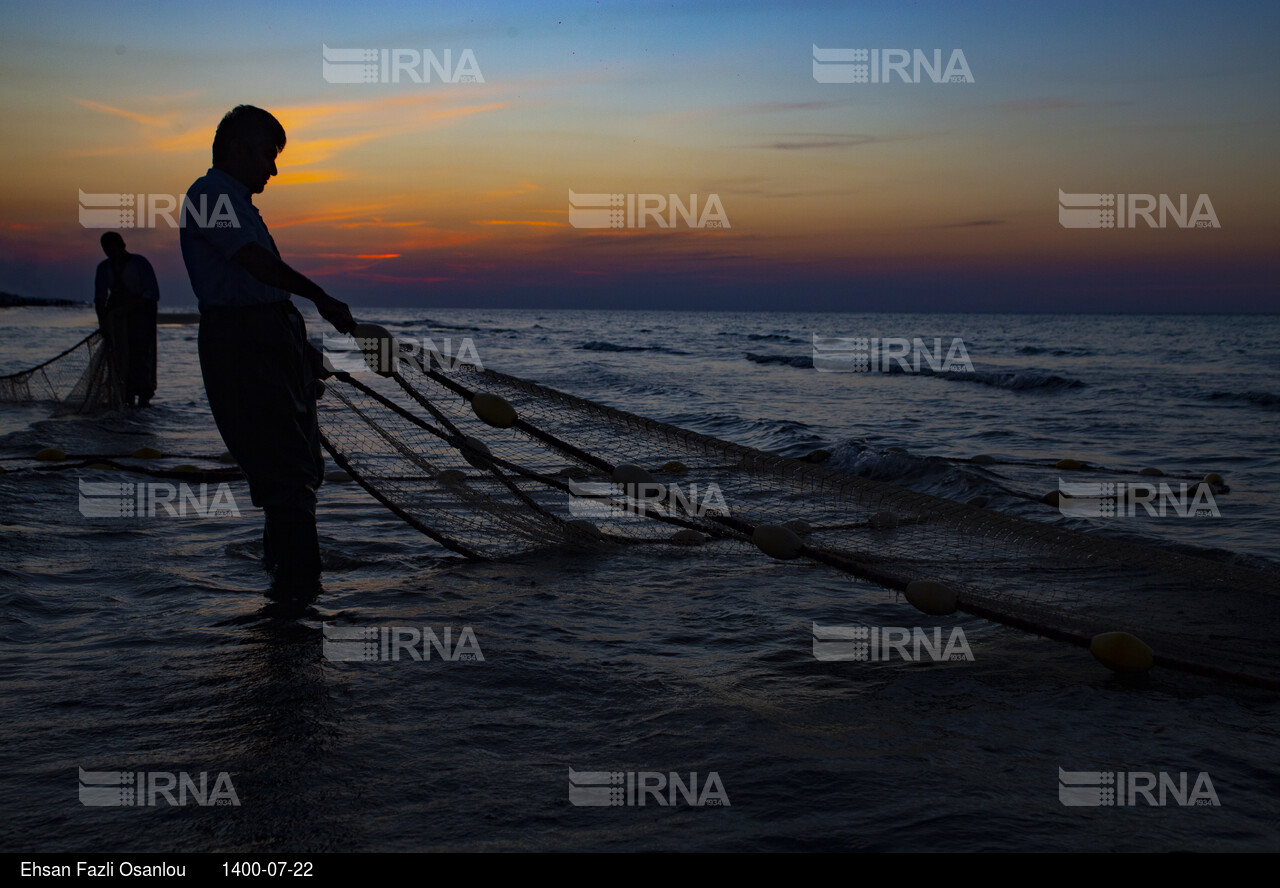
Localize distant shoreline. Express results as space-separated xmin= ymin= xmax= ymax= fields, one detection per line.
xmin=0 ymin=292 xmax=86 ymax=308
xmin=0 ymin=294 xmax=200 ymax=324
xmin=0 ymin=296 xmax=1276 ymax=318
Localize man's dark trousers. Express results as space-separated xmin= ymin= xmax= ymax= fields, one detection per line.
xmin=199 ymin=301 xmax=324 ymax=592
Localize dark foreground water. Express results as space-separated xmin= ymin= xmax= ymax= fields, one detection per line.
xmin=1 ymin=307 xmax=1278 ymax=851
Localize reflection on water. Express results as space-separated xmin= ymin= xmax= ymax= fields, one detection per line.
xmin=2 ymin=308 xmax=1278 ymax=851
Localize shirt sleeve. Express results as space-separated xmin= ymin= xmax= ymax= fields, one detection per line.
xmin=134 ymin=256 xmax=159 ymax=302
xmin=94 ymin=262 xmax=108 ymax=305
xmin=182 ymin=178 xmax=256 ymax=261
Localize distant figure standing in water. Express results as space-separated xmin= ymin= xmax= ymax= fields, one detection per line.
xmin=94 ymin=232 xmax=158 ymax=408
xmin=179 ymin=105 xmax=355 ymax=598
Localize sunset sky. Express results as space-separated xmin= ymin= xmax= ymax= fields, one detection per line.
xmin=0 ymin=0 xmax=1276 ymax=312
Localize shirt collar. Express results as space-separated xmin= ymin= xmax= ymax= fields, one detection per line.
xmin=206 ymin=167 xmax=253 ymax=203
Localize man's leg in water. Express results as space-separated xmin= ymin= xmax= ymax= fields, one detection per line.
xmin=104 ymin=304 xmax=133 ymax=406
xmin=129 ymin=298 xmax=157 ymax=408
xmin=118 ymin=297 xmax=157 ymax=407
xmin=199 ymin=302 xmax=324 ymax=596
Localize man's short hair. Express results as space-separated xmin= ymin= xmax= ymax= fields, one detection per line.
xmin=100 ymin=232 xmax=124 ymax=250
xmin=212 ymin=105 xmax=286 ymax=164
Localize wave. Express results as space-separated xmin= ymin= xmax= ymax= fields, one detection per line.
xmin=945 ymin=369 xmax=1086 ymax=392
xmin=393 ymin=317 xmax=487 ymax=332
xmin=1015 ymin=345 xmax=1094 ymax=357
xmin=855 ymin=362 xmax=1086 ymax=391
xmin=745 ymin=353 xmax=1083 ymax=390
xmin=825 ymin=440 xmax=993 ymax=500
xmin=718 ymin=331 xmax=803 ymax=343
xmin=1206 ymin=391 xmax=1280 ymax=410
xmin=577 ymin=341 xmax=687 ymax=355
xmin=745 ymin=353 xmax=813 ymax=368
xmin=662 ymin=412 xmax=817 ymax=452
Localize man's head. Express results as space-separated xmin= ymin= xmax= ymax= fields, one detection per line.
xmin=212 ymin=105 xmax=286 ymax=194
xmin=100 ymin=231 xmax=126 ymax=260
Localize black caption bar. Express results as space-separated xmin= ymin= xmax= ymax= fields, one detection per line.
xmin=11 ymin=855 xmax=334 ymax=880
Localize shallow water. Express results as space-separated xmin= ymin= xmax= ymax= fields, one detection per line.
xmin=1 ymin=307 xmax=1278 ymax=851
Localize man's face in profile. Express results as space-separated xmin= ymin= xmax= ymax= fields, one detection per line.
xmin=243 ymin=140 xmax=278 ymax=194
xmin=226 ymin=137 xmax=279 ymax=194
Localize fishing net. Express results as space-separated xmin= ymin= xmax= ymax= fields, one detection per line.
xmin=0 ymin=330 xmax=124 ymax=414
xmin=3 ymin=328 xmax=1275 ymax=688
xmin=317 ymin=332 xmax=1280 ymax=690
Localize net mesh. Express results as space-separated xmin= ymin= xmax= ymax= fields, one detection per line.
xmin=319 ymin=347 xmax=1280 ymax=689
xmin=4 ymin=330 xmax=1275 ymax=687
xmin=0 ymin=330 xmax=124 ymax=414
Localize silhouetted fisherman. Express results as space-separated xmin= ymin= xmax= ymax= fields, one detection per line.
xmin=94 ymin=232 xmax=158 ymax=407
xmin=180 ymin=105 xmax=355 ymax=597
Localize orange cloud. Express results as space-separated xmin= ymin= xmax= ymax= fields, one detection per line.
xmin=69 ymin=98 xmax=177 ymax=129
xmin=314 ymin=252 xmax=401 ymax=259
xmin=270 ymin=204 xmax=397 ymax=228
xmin=471 ymin=219 xmax=561 ymax=227
xmin=64 ymin=93 xmax=507 ymax=172
xmin=272 ymin=169 xmax=347 ymax=186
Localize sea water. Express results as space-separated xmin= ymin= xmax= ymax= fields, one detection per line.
xmin=1 ymin=307 xmax=1277 ymax=851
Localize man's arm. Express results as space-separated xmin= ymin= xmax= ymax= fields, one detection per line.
xmin=94 ymin=263 xmax=108 ymax=306
xmin=135 ymin=256 xmax=159 ymax=303
xmin=231 ymin=242 xmax=355 ymax=333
